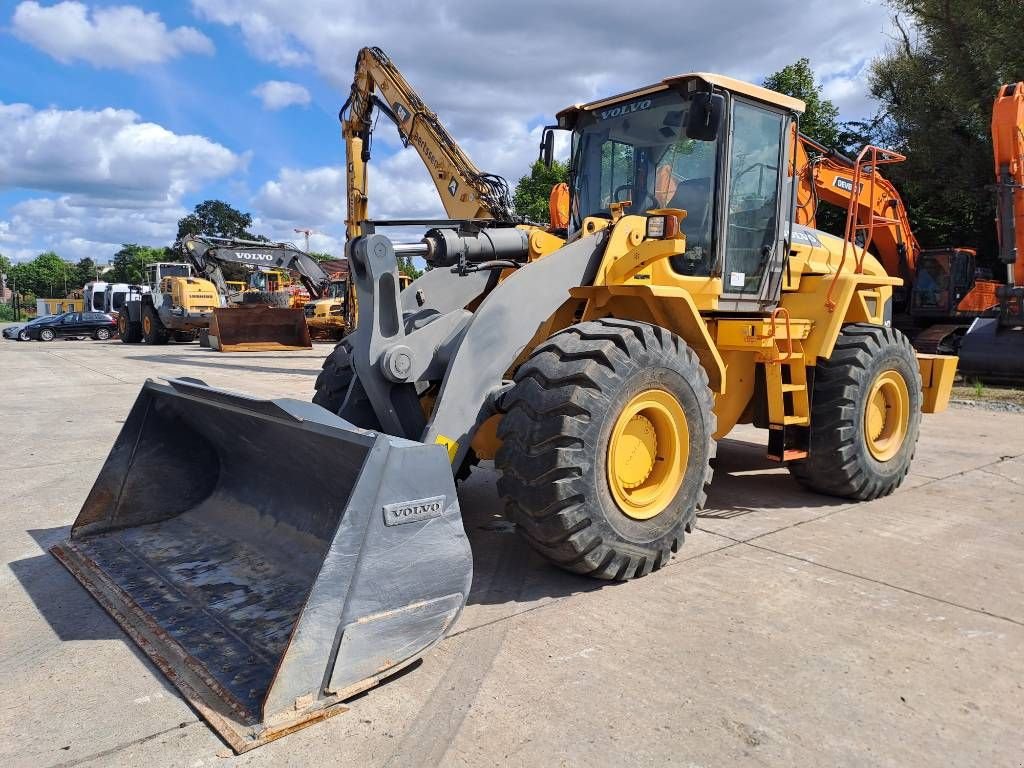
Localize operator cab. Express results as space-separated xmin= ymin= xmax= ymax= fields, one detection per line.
xmin=554 ymin=74 xmax=805 ymax=312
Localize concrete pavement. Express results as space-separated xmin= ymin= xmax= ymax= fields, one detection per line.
xmin=1 ymin=336 xmax=1021 ymax=767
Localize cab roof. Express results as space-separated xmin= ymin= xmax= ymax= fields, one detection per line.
xmin=556 ymin=72 xmax=806 ymax=127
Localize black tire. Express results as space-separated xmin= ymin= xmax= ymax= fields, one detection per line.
xmin=313 ymin=341 xmax=381 ymax=429
xmin=18 ymin=330 xmax=29 ymax=342
xmin=173 ymin=330 xmax=195 ymax=343
xmin=243 ymin=291 xmax=291 ymax=308
xmin=118 ymin=313 xmax=143 ymax=344
xmin=788 ymin=323 xmax=922 ymax=500
xmin=312 ymin=341 xmax=478 ymax=480
xmin=142 ymin=305 xmax=169 ymax=345
xmin=94 ymin=327 xmax=111 ymax=341
xmin=495 ymin=319 xmax=716 ymax=580
xmin=39 ymin=328 xmax=55 ymax=342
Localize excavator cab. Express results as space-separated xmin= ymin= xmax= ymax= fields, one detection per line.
xmin=909 ymin=248 xmax=977 ymax=318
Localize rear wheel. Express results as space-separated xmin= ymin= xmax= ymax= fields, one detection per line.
xmin=788 ymin=324 xmax=921 ymax=500
xmin=39 ymin=328 xmax=55 ymax=342
xmin=94 ymin=327 xmax=111 ymax=341
xmin=142 ymin=306 xmax=169 ymax=345
xmin=496 ymin=319 xmax=716 ymax=580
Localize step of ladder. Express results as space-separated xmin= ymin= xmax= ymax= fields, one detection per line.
xmin=765 ymin=342 xmax=810 ymax=461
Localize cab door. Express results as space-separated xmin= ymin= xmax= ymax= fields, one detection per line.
xmin=716 ymin=98 xmax=792 ymax=312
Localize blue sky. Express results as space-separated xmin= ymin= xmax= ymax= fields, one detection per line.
xmin=0 ymin=0 xmax=893 ymax=263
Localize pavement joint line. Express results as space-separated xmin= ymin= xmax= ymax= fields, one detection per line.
xmin=740 ymin=539 xmax=1024 ymax=628
xmin=443 ymin=537 xmax=744 ymax=642
xmin=36 ymin=721 xmax=204 ymax=768
xmin=1 ymin=456 xmax=108 ymax=472
xmin=40 ymin=349 xmax=135 ymax=385
xmin=976 ymin=466 xmax=1024 ymax=487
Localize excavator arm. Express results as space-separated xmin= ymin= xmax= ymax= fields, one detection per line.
xmin=793 ymin=132 xmax=921 ymax=283
xmin=992 ymin=82 xmax=1024 ymax=288
xmin=180 ymin=236 xmax=332 ymax=300
xmin=341 ymin=46 xmax=516 ymax=239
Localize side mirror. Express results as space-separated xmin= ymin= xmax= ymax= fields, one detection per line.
xmin=685 ymin=92 xmax=725 ymax=141
xmin=539 ymin=128 xmax=555 ymax=168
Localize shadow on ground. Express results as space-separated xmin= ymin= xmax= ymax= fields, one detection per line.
xmin=701 ymin=438 xmax=849 ymax=520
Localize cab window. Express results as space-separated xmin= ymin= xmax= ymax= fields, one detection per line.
xmin=723 ymin=101 xmax=784 ymax=294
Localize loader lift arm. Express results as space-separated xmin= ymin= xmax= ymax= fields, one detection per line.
xmin=341 ymin=46 xmax=517 ymax=238
xmin=180 ymin=236 xmax=332 ymax=301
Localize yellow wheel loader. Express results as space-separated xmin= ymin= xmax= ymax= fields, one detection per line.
xmin=54 ymin=70 xmax=957 ymax=752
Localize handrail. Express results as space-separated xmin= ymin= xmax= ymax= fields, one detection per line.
xmin=825 ymin=145 xmax=907 ymax=311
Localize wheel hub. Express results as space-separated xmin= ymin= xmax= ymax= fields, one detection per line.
xmin=864 ymin=370 xmax=910 ymax=462
xmin=607 ymin=389 xmax=688 ymax=520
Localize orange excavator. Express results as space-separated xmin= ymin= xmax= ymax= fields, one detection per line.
xmin=794 ymin=133 xmax=996 ymax=352
xmin=793 ymin=82 xmax=1024 ymax=377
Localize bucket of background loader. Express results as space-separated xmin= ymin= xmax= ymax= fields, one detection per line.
xmin=51 ymin=378 xmax=471 ymax=753
xmin=208 ymin=305 xmax=312 ymax=352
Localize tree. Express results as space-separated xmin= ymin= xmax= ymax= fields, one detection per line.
xmin=306 ymin=251 xmax=335 ymax=264
xmin=176 ymin=200 xmax=259 ymax=242
xmin=74 ymin=257 xmax=97 ymax=287
xmin=109 ymin=244 xmax=176 ymax=284
xmin=513 ymin=160 xmax=570 ymax=223
xmin=763 ymin=58 xmax=841 ymax=149
xmin=397 ymin=255 xmax=422 ymax=281
xmin=10 ymin=252 xmax=72 ymax=297
xmin=866 ymin=0 xmax=1024 ymax=265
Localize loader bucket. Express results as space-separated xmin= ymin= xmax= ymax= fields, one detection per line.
xmin=51 ymin=379 xmax=471 ymax=753
xmin=208 ymin=305 xmax=312 ymax=352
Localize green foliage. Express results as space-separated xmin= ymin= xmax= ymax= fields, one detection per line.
xmin=8 ymin=251 xmax=73 ymax=297
xmin=0 ymin=303 xmax=15 ymax=322
xmin=306 ymin=251 xmax=335 ymax=264
xmin=397 ymin=255 xmax=423 ymax=281
xmin=867 ymin=0 xmax=1024 ymax=263
xmin=763 ymin=58 xmax=841 ymax=149
xmin=177 ymin=200 xmax=259 ymax=242
xmin=513 ymin=160 xmax=569 ymax=223
xmin=109 ymin=244 xmax=176 ymax=284
xmin=74 ymin=257 xmax=98 ymax=287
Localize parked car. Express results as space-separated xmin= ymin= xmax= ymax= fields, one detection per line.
xmin=25 ymin=312 xmax=117 ymax=341
xmin=3 ymin=314 xmax=59 ymax=341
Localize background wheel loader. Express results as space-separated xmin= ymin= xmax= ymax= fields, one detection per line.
xmin=54 ymin=60 xmax=957 ymax=752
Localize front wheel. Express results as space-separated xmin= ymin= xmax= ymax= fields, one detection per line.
xmin=496 ymin=319 xmax=716 ymax=580
xmin=118 ymin=313 xmax=143 ymax=343
xmin=39 ymin=328 xmax=55 ymax=342
xmin=142 ymin=306 xmax=169 ymax=345
xmin=18 ymin=330 xmax=29 ymax=341
xmin=788 ymin=324 xmax=922 ymax=500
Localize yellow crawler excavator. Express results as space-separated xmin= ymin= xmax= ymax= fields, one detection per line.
xmin=54 ymin=51 xmax=957 ymax=752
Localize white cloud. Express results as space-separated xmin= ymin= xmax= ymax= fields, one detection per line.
xmin=12 ymin=1 xmax=213 ymax=69
xmin=0 ymin=102 xmax=246 ymax=261
xmin=0 ymin=102 xmax=245 ymax=204
xmin=252 ymin=80 xmax=312 ymax=110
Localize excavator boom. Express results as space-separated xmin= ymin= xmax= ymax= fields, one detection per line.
xmin=180 ymin=236 xmax=331 ymax=351
xmin=341 ymin=46 xmax=516 ymax=238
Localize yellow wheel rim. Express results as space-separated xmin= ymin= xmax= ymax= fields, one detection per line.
xmin=864 ymin=370 xmax=910 ymax=462
xmin=143 ymin=315 xmax=152 ymax=335
xmin=607 ymin=389 xmax=688 ymax=520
